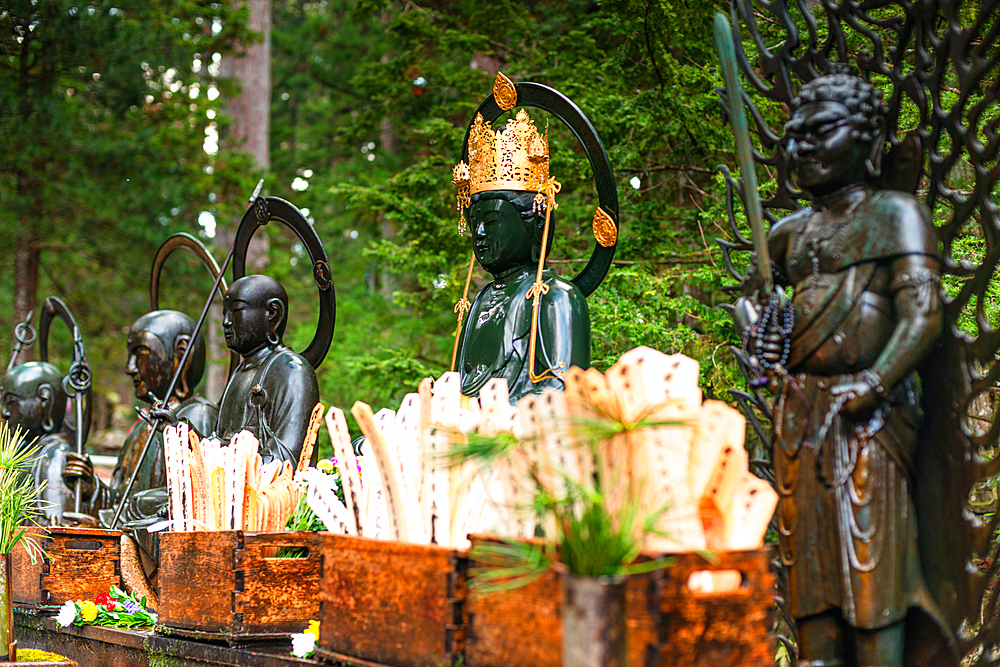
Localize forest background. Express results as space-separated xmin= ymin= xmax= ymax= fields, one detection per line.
xmin=1 ymin=0 xmax=759 ymax=454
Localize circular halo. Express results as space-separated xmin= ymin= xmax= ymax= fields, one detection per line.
xmin=150 ymin=232 xmax=238 ymax=379
xmin=461 ymin=81 xmax=620 ymax=297
xmin=37 ymin=296 xmax=93 ymax=448
xmin=231 ymin=196 xmax=336 ymax=370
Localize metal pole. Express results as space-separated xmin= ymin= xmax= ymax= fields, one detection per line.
xmin=6 ymin=311 xmax=34 ymax=373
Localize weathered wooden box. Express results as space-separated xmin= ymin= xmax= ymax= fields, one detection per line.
xmin=315 ymin=533 xmax=466 ymax=667
xmin=156 ymin=530 xmax=322 ymax=643
xmin=463 ymin=539 xmax=775 ymax=667
xmin=657 ymin=549 xmax=775 ymax=667
xmin=10 ymin=526 xmax=122 ymax=606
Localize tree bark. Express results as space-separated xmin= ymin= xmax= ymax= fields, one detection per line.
xmin=11 ymin=172 xmax=40 ymax=366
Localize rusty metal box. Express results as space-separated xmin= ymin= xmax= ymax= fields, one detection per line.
xmin=156 ymin=530 xmax=321 ymax=644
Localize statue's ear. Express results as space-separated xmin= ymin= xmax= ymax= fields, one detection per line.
xmin=174 ymin=334 xmax=192 ymax=398
xmin=866 ymin=117 xmax=887 ymax=179
xmin=266 ymin=298 xmax=285 ymax=326
xmin=266 ymin=298 xmax=285 ymax=344
xmin=37 ymin=383 xmax=54 ymax=432
xmin=174 ymin=334 xmax=190 ymax=360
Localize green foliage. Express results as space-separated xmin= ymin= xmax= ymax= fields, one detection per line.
xmin=0 ymin=422 xmax=46 ymax=560
xmin=0 ymin=1 xmax=257 ymax=427
xmin=4 ymin=0 xmax=770 ymax=450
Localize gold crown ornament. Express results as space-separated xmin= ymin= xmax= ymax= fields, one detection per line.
xmin=452 ymin=107 xmax=559 ymax=234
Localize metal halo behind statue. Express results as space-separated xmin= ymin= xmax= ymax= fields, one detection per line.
xmin=37 ymin=296 xmax=92 ymax=446
xmin=150 ymin=232 xmax=238 ymax=378
xmin=231 ymin=196 xmax=336 ymax=369
xmin=461 ymin=81 xmax=620 ymax=298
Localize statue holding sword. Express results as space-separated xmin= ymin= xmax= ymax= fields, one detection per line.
xmin=717 ymin=14 xmax=955 ymax=667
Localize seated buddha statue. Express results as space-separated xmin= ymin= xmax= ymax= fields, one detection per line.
xmin=213 ymin=274 xmax=319 ymax=466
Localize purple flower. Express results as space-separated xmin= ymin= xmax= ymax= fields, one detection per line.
xmin=124 ymin=601 xmax=142 ymax=614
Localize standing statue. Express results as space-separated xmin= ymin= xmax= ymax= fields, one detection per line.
xmin=214 ymin=274 xmax=319 ymax=465
xmin=451 ymin=73 xmax=619 ymax=403
xmin=719 ymin=2 xmax=1000 ymax=664
xmin=0 ymin=362 xmax=76 ymax=523
xmin=737 ymin=70 xmax=950 ymax=667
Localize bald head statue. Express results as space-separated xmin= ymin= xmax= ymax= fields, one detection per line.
xmin=223 ymin=275 xmax=289 ymax=357
xmin=126 ymin=310 xmax=206 ymax=404
xmin=1 ymin=361 xmax=68 ymax=442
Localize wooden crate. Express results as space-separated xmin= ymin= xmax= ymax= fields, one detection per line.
xmin=463 ymin=539 xmax=774 ymax=667
xmin=156 ymin=530 xmax=322 ymax=643
xmin=315 ymin=533 xmax=466 ymax=667
xmin=10 ymin=527 xmax=121 ymax=606
xmin=658 ymin=549 xmax=775 ymax=667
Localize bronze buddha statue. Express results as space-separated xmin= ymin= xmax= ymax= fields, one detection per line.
xmin=739 ymin=71 xmax=949 ymax=666
xmin=0 ymin=361 xmax=77 ymax=522
xmin=214 ymin=274 xmax=319 ymax=466
xmin=62 ymin=310 xmax=216 ymax=575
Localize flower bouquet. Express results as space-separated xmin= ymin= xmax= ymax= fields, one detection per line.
xmin=56 ymin=585 xmax=157 ymax=628
xmin=290 ymin=619 xmax=320 ymax=658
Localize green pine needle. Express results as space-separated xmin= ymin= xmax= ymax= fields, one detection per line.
xmin=0 ymin=422 xmax=48 ymax=560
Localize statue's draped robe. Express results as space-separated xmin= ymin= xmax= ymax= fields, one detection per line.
xmin=456 ymin=266 xmax=590 ymax=402
xmin=93 ymin=396 xmax=217 ymax=570
xmin=29 ymin=432 xmax=77 ymax=523
xmin=216 ymin=344 xmax=319 ymax=466
xmin=768 ymin=191 xmax=948 ymax=631
xmin=91 ymin=396 xmax=217 ymax=523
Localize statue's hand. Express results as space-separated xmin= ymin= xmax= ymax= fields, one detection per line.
xmin=63 ymin=452 xmax=95 ymax=497
xmin=831 ymin=379 xmax=879 ymax=419
xmin=148 ymin=406 xmax=180 ymax=426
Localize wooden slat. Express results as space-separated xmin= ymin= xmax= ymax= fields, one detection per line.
xmin=11 ymin=525 xmax=47 ymax=604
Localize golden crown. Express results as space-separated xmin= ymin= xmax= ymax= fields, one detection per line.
xmin=452 ymin=105 xmax=556 ymax=233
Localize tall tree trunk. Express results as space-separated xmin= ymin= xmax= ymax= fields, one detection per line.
xmin=11 ymin=173 xmax=39 ymax=367
xmin=207 ymin=0 xmax=272 ymax=402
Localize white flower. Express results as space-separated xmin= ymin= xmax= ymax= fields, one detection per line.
xmin=56 ymin=601 xmax=77 ymax=627
xmin=290 ymin=631 xmax=316 ymax=658
xmin=294 ymin=467 xmax=325 ymax=492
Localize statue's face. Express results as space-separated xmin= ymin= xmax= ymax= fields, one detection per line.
xmin=126 ymin=330 xmax=173 ymax=403
xmin=0 ymin=382 xmax=40 ymax=434
xmin=786 ymin=100 xmax=867 ymax=195
xmin=222 ymin=291 xmax=268 ymax=357
xmin=470 ymin=196 xmax=536 ymax=276
xmin=0 ymin=363 xmax=63 ymax=438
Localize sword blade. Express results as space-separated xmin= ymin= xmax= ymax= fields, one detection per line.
xmin=714 ymin=12 xmax=773 ymax=295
